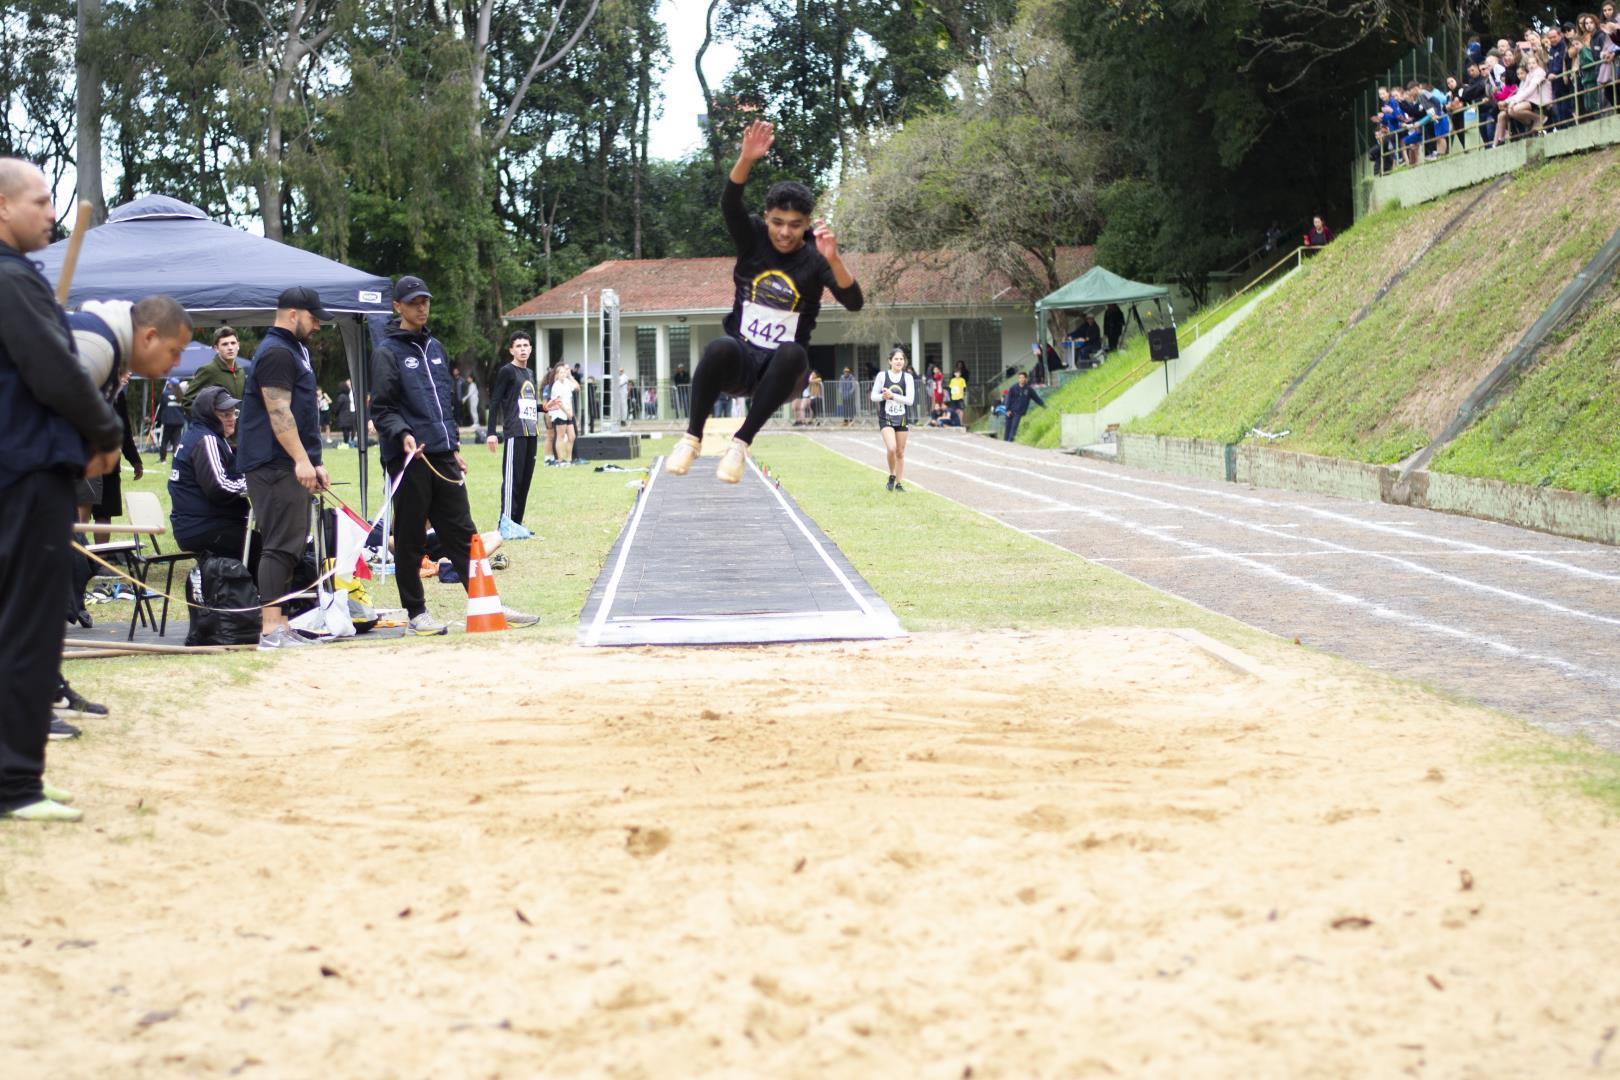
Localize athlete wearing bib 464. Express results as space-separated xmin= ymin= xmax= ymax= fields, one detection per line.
xmin=665 ymin=120 xmax=863 ymax=483
xmin=871 ymin=347 xmax=915 ymax=492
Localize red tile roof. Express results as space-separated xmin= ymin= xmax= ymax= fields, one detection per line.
xmin=505 ymin=246 xmax=1095 ymax=319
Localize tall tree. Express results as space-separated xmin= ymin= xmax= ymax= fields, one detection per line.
xmin=74 ymin=0 xmax=106 ymax=222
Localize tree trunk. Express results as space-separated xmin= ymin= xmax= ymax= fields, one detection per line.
xmin=633 ymin=37 xmax=650 ymax=259
xmin=696 ymin=0 xmax=725 ymax=173
xmin=74 ymin=0 xmax=106 ymax=224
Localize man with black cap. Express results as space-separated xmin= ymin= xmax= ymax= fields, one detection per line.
xmin=237 ymin=286 xmax=330 ymax=650
xmin=169 ymin=385 xmax=253 ymax=564
xmin=371 ymin=275 xmax=536 ymax=634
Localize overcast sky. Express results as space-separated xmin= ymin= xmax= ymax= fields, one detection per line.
xmin=648 ymin=0 xmax=738 ymax=161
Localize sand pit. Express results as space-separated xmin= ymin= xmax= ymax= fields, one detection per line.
xmin=3 ymin=629 xmax=1618 ymax=1077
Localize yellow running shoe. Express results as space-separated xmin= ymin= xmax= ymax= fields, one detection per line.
xmin=41 ymin=782 xmax=73 ymax=804
xmin=716 ymin=438 xmax=748 ymax=484
xmin=664 ymin=433 xmax=701 ymax=476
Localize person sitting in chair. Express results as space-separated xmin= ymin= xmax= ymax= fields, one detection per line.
xmin=169 ymin=386 xmax=256 ymax=568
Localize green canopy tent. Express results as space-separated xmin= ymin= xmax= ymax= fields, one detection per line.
xmin=1034 ymin=266 xmax=1174 ymax=365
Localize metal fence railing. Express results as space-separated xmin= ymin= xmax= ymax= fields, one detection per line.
xmin=1354 ymin=17 xmax=1620 ymax=177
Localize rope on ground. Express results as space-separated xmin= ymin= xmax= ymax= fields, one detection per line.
xmin=72 ymin=449 xmax=421 ymax=617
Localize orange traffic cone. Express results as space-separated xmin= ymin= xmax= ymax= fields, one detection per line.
xmin=465 ymin=532 xmax=508 ymax=632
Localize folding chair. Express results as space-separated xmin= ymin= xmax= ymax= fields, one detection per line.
xmin=123 ymin=491 xmax=196 ymax=640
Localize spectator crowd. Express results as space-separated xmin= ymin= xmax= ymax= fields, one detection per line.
xmin=1369 ymin=11 xmax=1620 ymax=171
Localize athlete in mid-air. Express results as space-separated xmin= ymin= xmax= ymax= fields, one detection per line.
xmin=665 ymin=120 xmax=864 ymax=482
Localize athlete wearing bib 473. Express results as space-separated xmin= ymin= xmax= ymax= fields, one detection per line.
xmin=871 ymin=346 xmax=915 ymax=492
xmin=484 ymin=330 xmax=540 ymax=536
xmin=664 ymin=120 xmax=864 ymax=483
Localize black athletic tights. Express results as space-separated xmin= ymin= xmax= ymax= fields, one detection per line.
xmin=685 ymin=337 xmax=808 ymax=445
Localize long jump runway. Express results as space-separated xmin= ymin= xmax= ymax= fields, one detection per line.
xmin=579 ymin=456 xmax=903 ymax=646
xmin=816 ymin=431 xmax=1620 ymax=751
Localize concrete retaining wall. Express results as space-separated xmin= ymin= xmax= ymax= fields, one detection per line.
xmin=1232 ymin=445 xmax=1387 ymax=504
xmin=1115 ymin=434 xmax=1232 ymax=482
xmin=1420 ymin=471 xmax=1620 ymax=546
xmin=1115 ymin=433 xmax=1620 ymax=546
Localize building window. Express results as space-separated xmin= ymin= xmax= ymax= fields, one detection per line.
xmin=949 ymin=318 xmax=1003 ymax=386
xmin=924 ymin=341 xmax=943 ymax=373
xmin=855 ymin=343 xmax=880 ymax=377
xmin=669 ymin=326 xmax=691 ymax=377
xmin=548 ymin=329 xmax=564 ymax=370
xmin=632 ymin=327 xmax=659 ymax=382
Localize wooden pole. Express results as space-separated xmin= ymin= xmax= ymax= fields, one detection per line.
xmin=61 ymin=637 xmax=254 ymax=656
xmin=54 ymin=200 xmax=93 ymax=306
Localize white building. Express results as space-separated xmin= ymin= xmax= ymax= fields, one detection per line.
xmin=503 ymin=246 xmax=1095 ymax=416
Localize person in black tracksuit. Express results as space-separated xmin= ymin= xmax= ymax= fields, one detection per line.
xmin=0 ymin=158 xmax=124 ymax=821
xmin=483 ymin=330 xmax=540 ymax=528
xmin=1002 ymin=371 xmax=1045 ymax=442
xmin=370 ymin=276 xmax=537 ymax=634
xmin=169 ymin=386 xmax=255 ymax=566
xmin=663 ymin=119 xmax=864 ymax=484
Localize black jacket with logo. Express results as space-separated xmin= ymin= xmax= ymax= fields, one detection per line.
xmin=370 ymin=322 xmax=458 ymax=468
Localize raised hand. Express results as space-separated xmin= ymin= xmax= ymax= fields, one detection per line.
xmin=812 ymin=218 xmax=838 ymax=260
xmin=739 ymin=120 xmax=775 ymax=163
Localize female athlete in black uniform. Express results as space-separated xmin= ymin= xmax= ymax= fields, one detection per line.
xmin=665 ymin=120 xmax=864 ymax=483
xmin=871 ymin=346 xmax=915 ymax=492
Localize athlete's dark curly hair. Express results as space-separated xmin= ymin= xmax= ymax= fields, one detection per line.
xmin=764 ymin=180 xmax=816 ymax=216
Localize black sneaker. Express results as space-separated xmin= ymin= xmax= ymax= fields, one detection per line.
xmin=54 ymin=682 xmax=108 ymax=720
xmin=893 ymin=482 xmax=906 ymax=493
xmin=48 ymin=717 xmax=81 ymax=741
xmin=886 ymin=475 xmax=895 ymax=491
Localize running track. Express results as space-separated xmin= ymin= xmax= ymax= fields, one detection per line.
xmin=811 ymin=430 xmax=1620 ymax=751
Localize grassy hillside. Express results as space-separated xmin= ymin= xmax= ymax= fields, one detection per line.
xmin=1126 ymin=147 xmax=1620 ymax=473
xmin=1432 ymin=278 xmax=1620 ymax=498
xmin=1263 ymin=151 xmax=1620 ymax=463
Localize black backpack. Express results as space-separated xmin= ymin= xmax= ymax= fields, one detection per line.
xmin=185 ymin=555 xmax=262 ymax=646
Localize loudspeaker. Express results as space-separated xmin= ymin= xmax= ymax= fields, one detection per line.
xmin=574 ymin=433 xmax=640 ymax=460
xmin=1147 ymin=328 xmax=1180 ymax=362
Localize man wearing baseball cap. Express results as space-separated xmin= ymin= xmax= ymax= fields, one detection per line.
xmin=237 ymin=286 xmax=330 ymax=649
xmin=168 ymin=385 xmax=253 ymax=565
xmin=370 ymin=275 xmax=537 ymax=634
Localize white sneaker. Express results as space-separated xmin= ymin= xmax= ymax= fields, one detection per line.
xmin=715 ymin=438 xmax=748 ymax=484
xmin=501 ymin=607 xmax=540 ymax=627
xmin=664 ymin=434 xmax=701 ymax=476
xmin=409 ymin=611 xmax=449 ymax=636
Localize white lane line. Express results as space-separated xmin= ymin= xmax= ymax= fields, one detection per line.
xmin=961 ymin=439 xmax=1620 ymax=583
xmin=583 ymin=455 xmax=663 ymax=647
xmin=863 ymin=439 xmax=1620 ymax=704
xmin=747 ymin=456 xmax=879 ymax=620
xmin=1095 ymin=550 xmax=1610 ymax=562
xmin=918 ymin=441 xmax=1620 ymax=632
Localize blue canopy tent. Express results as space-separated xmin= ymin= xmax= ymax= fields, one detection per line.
xmin=36 ymin=194 xmax=393 ymax=514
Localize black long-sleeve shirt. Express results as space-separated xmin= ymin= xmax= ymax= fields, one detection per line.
xmin=487 ymin=362 xmax=539 ymax=439
xmin=720 ymin=179 xmax=863 ymax=357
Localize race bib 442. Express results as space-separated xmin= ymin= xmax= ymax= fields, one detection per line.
xmin=741 ymin=300 xmax=799 ymax=350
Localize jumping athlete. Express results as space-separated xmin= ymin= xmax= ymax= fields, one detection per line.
xmin=485 ymin=330 xmax=540 ymax=535
xmin=871 ymin=347 xmax=915 ymax=492
xmin=665 ymin=120 xmax=864 ymax=482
